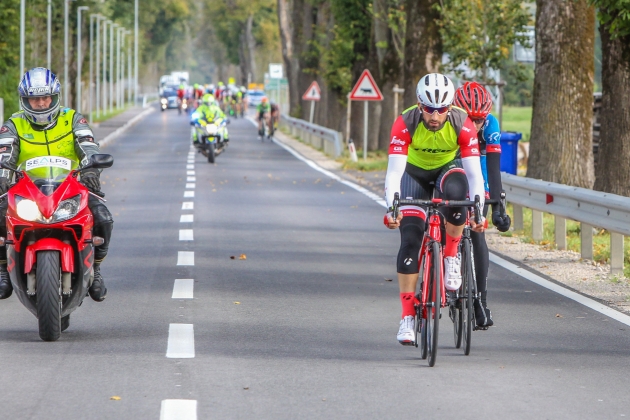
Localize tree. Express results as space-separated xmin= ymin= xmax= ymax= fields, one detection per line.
xmin=436 ymin=0 xmax=531 ymax=84
xmin=591 ymin=0 xmax=630 ymax=196
xmin=526 ymin=0 xmax=595 ymax=188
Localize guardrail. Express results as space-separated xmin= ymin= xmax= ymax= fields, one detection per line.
xmin=502 ymin=173 xmax=628 ymax=276
xmin=279 ymin=114 xmax=343 ymax=157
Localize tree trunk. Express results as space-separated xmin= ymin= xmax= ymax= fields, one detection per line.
xmin=245 ymin=14 xmax=257 ymax=84
xmin=526 ymin=0 xmax=595 ymax=187
xmin=277 ymin=0 xmax=304 ymax=116
xmin=402 ymin=0 xmax=441 ymax=107
xmin=593 ymin=27 xmax=630 ymax=196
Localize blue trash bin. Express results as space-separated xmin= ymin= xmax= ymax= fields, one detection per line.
xmin=499 ymin=132 xmax=522 ymax=175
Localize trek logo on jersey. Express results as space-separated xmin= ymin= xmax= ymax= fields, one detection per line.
xmin=462 ymin=126 xmax=471 ymax=132
xmin=402 ymin=128 xmax=409 ymax=134
xmin=421 ymin=148 xmax=451 ymax=154
xmin=390 ymin=136 xmax=405 ymax=146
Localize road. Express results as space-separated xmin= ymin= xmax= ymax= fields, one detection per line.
xmin=0 ymin=107 xmax=629 ymax=419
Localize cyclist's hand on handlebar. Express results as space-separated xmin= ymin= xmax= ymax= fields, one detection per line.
xmin=492 ymin=211 xmax=511 ymax=232
xmin=470 ymin=216 xmax=487 ymax=233
xmin=383 ymin=212 xmax=402 ymax=229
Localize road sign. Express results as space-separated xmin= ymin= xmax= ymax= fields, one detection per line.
xmin=302 ymin=81 xmax=321 ymax=101
xmin=269 ymin=63 xmax=283 ymax=79
xmin=349 ymin=69 xmax=383 ymax=101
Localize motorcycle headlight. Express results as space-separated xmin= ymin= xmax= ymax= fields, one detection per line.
xmin=16 ymin=197 xmax=44 ymax=222
xmin=206 ymin=124 xmax=218 ymax=135
xmin=161 ymin=98 xmax=168 ymax=104
xmin=51 ymin=195 xmax=81 ymax=223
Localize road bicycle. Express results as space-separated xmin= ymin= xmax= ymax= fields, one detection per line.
xmin=392 ymin=192 xmax=481 ymax=367
xmin=451 ymin=192 xmax=507 ymax=355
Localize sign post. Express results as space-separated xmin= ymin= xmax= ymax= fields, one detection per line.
xmin=349 ymin=69 xmax=383 ymax=160
xmin=269 ymin=63 xmax=283 ymax=105
xmin=302 ymin=81 xmax=321 ymax=124
xmin=392 ymin=84 xmax=405 ymax=122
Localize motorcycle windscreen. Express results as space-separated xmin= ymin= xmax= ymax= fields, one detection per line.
xmin=17 ymin=156 xmax=79 ymax=196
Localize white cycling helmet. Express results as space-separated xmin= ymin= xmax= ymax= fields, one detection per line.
xmin=416 ymin=73 xmax=455 ymax=108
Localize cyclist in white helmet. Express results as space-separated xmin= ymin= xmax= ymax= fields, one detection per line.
xmin=383 ymin=73 xmax=487 ymax=345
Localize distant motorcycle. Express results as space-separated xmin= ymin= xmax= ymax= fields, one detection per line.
xmin=191 ymin=114 xmax=229 ymax=163
xmin=0 ymin=154 xmax=114 ymax=341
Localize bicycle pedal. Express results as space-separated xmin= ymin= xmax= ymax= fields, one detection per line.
xmin=474 ymin=326 xmax=489 ymax=331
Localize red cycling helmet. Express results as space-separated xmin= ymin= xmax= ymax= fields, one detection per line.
xmin=454 ymin=81 xmax=492 ymax=119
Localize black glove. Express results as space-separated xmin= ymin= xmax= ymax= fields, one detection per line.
xmin=81 ymin=168 xmax=101 ymax=193
xmin=0 ymin=177 xmax=10 ymax=195
xmin=492 ymin=211 xmax=511 ymax=232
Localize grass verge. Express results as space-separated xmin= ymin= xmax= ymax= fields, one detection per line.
xmin=496 ymin=203 xmax=630 ymax=278
xmin=500 ymin=106 xmax=532 ymax=142
xmin=90 ymin=106 xmax=132 ymax=124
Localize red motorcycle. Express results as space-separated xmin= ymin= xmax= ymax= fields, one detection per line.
xmin=0 ymin=154 xmax=113 ymax=341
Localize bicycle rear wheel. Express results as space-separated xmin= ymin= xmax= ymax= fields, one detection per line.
xmin=427 ymin=241 xmax=441 ymax=367
xmin=452 ymin=298 xmax=463 ymax=348
xmin=461 ymin=237 xmax=474 ymax=355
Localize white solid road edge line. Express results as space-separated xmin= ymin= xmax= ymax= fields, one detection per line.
xmin=160 ymin=400 xmax=197 ymax=420
xmin=166 ymin=324 xmax=195 ymax=358
xmin=99 ymin=107 xmax=156 ymax=147
xmin=489 ymin=253 xmax=630 ymax=327
xmin=172 ymin=279 xmax=194 ymax=299
xmin=254 ymin=118 xmax=630 ymax=326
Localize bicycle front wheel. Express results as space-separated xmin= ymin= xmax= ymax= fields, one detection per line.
xmin=427 ymin=241 xmax=441 ymax=367
xmin=461 ymin=237 xmax=475 ymax=355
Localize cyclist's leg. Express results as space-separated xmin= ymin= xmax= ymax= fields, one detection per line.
xmin=435 ymin=159 xmax=468 ymax=291
xmin=470 ymin=204 xmax=493 ymax=327
xmin=396 ymin=172 xmax=430 ymax=344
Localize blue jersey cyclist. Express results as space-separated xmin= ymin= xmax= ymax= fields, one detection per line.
xmin=453 ymin=81 xmax=511 ymax=328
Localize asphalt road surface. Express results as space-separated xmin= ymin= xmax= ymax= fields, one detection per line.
xmin=0 ymin=107 xmax=629 ymax=419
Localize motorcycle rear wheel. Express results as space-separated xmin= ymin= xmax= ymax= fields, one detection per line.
xmin=36 ymin=251 xmax=62 ymax=342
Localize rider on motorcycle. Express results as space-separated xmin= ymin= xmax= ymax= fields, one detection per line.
xmin=0 ymin=67 xmax=113 ymax=302
xmin=191 ymin=94 xmax=229 ymax=145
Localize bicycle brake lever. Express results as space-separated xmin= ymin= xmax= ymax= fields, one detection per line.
xmin=500 ymin=190 xmax=507 ymax=217
xmin=392 ymin=192 xmax=400 ymax=221
xmin=474 ymin=195 xmax=481 ymax=225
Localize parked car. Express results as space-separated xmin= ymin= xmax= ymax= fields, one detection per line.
xmin=247 ymin=90 xmax=266 ymax=107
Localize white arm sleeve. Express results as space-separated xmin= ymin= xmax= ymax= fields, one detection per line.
xmin=461 ymin=156 xmax=485 ymax=211
xmin=384 ymin=154 xmax=407 ymax=208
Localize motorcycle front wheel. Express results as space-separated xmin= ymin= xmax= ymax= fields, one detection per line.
xmin=36 ymin=250 xmax=62 ymax=342
xmin=207 ymin=142 xmax=215 ymax=163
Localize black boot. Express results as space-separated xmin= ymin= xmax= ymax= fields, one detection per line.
xmin=88 ymin=264 xmax=107 ymax=302
xmin=474 ymin=291 xmax=494 ymax=329
xmin=0 ymin=264 xmax=12 ymax=299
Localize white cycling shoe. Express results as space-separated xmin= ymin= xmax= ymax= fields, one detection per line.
xmin=444 ymin=255 xmax=462 ymax=291
xmin=397 ymin=315 xmax=415 ymax=345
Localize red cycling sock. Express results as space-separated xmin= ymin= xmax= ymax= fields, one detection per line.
xmin=444 ymin=233 xmax=461 ymax=258
xmin=400 ymin=292 xmax=415 ymax=318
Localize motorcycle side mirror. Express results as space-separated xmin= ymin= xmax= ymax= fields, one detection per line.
xmin=76 ymin=154 xmax=114 ymax=174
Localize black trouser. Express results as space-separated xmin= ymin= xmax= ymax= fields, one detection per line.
xmin=0 ymin=195 xmax=113 ymax=265
xmin=470 ymin=204 xmax=490 ymax=302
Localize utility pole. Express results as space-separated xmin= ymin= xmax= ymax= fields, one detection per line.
xmin=19 ymin=0 xmax=25 ymax=82
xmin=134 ymin=0 xmax=139 ymax=105
xmin=89 ymin=14 xmax=97 ymax=122
xmin=96 ymin=16 xmax=102 ymax=119
xmin=110 ymin=23 xmax=117 ymax=114
xmin=64 ymin=0 xmax=69 ymax=105
xmin=103 ymin=20 xmax=110 ymax=114
xmin=47 ymin=0 xmax=52 ymax=69
xmin=76 ymin=6 xmax=89 ymax=112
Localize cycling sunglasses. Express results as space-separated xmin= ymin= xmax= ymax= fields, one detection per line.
xmin=471 ymin=117 xmax=486 ymax=124
xmin=422 ymin=105 xmax=449 ymax=115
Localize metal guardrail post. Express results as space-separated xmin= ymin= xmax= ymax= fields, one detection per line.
xmin=532 ymin=210 xmax=544 ymax=241
xmin=512 ymin=203 xmax=524 ymax=231
xmin=555 ymin=216 xmax=567 ymax=250
xmin=581 ymin=223 xmax=594 ymax=260
xmin=611 ymin=233 xmax=624 ymax=276
xmin=0 ymin=98 xmax=3 ymax=126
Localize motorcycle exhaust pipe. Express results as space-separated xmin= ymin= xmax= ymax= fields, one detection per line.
xmin=62 ymin=272 xmax=72 ymax=295
xmin=27 ymin=272 xmax=36 ymax=295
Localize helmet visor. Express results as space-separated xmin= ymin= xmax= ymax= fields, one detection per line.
xmin=21 ymin=94 xmax=59 ymax=115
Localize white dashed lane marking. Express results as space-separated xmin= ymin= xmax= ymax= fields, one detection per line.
xmin=182 ymin=202 xmax=194 ymax=210
xmin=172 ymin=279 xmax=194 ymax=299
xmin=177 ymin=251 xmax=194 ymax=266
xmin=186 ymin=183 xmax=196 ymax=189
xmin=184 ymin=191 xmax=195 ymax=197
xmin=160 ymin=399 xmax=197 ymax=420
xmin=187 ymin=171 xmax=195 ymax=175
xmin=179 ymin=229 xmax=194 ymax=241
xmin=180 ymin=214 xmax=194 ymax=223
xmin=186 ymin=164 xmax=194 ymax=170
xmin=166 ymin=324 xmax=195 ymax=358
xmin=187 ymin=177 xmax=196 ymax=182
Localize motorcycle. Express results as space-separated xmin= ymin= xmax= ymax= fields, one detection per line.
xmin=180 ymin=98 xmax=188 ymax=115
xmin=191 ymin=113 xmax=229 ymax=164
xmin=160 ymin=97 xmax=168 ymax=111
xmin=0 ymin=154 xmax=114 ymax=341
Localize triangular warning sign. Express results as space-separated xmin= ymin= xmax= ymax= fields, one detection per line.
xmin=302 ymin=81 xmax=321 ymax=101
xmin=349 ymin=70 xmax=383 ymax=101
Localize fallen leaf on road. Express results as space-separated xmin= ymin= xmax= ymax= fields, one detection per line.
xmin=555 ymin=314 xmax=563 ymax=318
xmin=239 ymin=254 xmax=247 ymax=260
xmin=234 ymin=302 xmax=240 ymax=305
xmin=243 ymin=387 xmax=249 ymax=390
xmin=385 ymin=278 xmax=393 ymax=282
xmin=110 ymin=396 xmax=121 ymax=401
xmin=230 ymin=256 xmax=235 ymax=259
